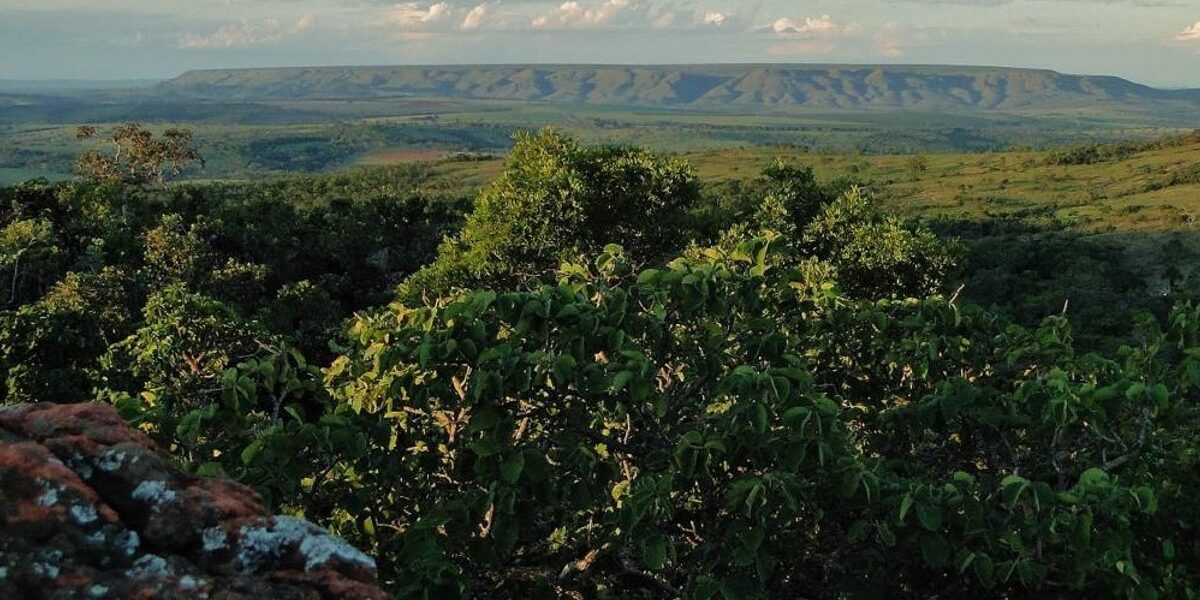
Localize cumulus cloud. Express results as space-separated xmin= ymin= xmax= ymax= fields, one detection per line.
xmin=460 ymin=3 xmax=492 ymax=30
xmin=649 ymin=9 xmax=735 ymax=30
xmin=382 ymin=2 xmax=453 ymax=27
xmin=1177 ymin=21 xmax=1200 ymax=42
xmin=178 ymin=15 xmax=314 ymax=48
xmin=759 ymin=14 xmax=862 ymax=56
xmin=758 ymin=14 xmax=859 ymax=37
xmin=376 ymin=2 xmax=501 ymax=32
xmin=531 ymin=0 xmax=646 ymax=30
xmin=760 ymin=16 xmax=919 ymax=59
xmin=769 ymin=15 xmax=837 ymax=35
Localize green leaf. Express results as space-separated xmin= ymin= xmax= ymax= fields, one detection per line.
xmin=975 ymin=554 xmax=996 ymax=588
xmin=899 ymin=492 xmax=914 ymax=523
xmin=1126 ymin=382 xmax=1146 ymax=401
xmin=957 ymin=551 xmax=977 ymax=574
xmin=240 ymin=441 xmax=262 ymax=465
xmin=611 ymin=370 xmax=634 ymax=392
xmin=1001 ymin=474 xmax=1030 ymax=507
xmin=637 ymin=269 xmax=661 ymax=285
xmin=916 ymin=503 xmax=942 ymax=532
xmin=753 ymin=403 xmax=768 ymax=433
xmin=1077 ymin=467 xmax=1110 ymax=490
xmin=492 ymin=516 xmax=518 ymax=553
xmin=643 ymin=535 xmax=668 ymax=570
xmin=691 ymin=577 xmax=720 ymax=600
xmin=469 ymin=436 xmax=503 ymax=457
xmin=877 ymin=522 xmax=896 ymax=547
xmin=500 ymin=452 xmax=525 ymax=484
xmin=196 ymin=462 xmax=227 ymax=478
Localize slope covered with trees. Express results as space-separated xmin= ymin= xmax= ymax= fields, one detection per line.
xmin=0 ymin=128 xmax=1197 ymax=598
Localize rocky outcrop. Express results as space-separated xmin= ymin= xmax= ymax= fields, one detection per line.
xmin=0 ymin=402 xmax=391 ymax=599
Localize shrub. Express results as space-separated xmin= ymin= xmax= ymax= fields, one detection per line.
xmin=400 ymin=129 xmax=701 ymax=302
xmin=326 ymin=239 xmax=1200 ymax=598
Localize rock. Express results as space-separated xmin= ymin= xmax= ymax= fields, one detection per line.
xmin=0 ymin=403 xmax=391 ymax=600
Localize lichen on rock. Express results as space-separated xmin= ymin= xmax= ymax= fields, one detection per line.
xmin=0 ymin=402 xmax=391 ymax=600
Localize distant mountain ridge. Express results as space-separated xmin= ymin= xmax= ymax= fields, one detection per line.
xmin=161 ymin=64 xmax=1200 ymax=114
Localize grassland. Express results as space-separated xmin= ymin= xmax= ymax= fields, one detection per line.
xmin=354 ymin=133 xmax=1200 ymax=238
xmin=0 ymin=102 xmax=1190 ymax=185
xmin=5 ymin=65 xmax=1197 ymax=185
xmin=687 ymin=137 xmax=1200 ymax=233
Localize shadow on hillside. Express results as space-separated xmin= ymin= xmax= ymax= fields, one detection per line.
xmin=929 ymin=216 xmax=1199 ymax=352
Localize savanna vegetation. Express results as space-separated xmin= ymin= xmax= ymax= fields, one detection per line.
xmin=2 ymin=124 xmax=1198 ymax=599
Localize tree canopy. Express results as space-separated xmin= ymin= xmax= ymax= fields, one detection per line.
xmin=0 ymin=130 xmax=1196 ymax=598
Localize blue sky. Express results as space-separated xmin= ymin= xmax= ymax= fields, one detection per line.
xmin=1 ymin=0 xmax=1197 ymax=87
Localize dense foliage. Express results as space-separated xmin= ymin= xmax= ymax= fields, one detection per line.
xmin=1 ymin=130 xmax=1198 ymax=598
xmin=401 ymin=130 xmax=702 ymax=302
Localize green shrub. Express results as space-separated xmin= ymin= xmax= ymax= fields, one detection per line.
xmin=326 ymin=239 xmax=1200 ymax=598
xmin=400 ymin=129 xmax=701 ymax=302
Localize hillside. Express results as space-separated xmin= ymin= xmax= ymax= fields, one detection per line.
xmin=162 ymin=64 xmax=1200 ymax=117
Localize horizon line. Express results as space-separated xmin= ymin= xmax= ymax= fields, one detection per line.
xmin=6 ymin=62 xmax=1198 ymax=91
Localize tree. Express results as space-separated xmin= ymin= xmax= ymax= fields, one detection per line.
xmin=748 ymin=164 xmax=960 ymax=299
xmin=399 ymin=129 xmax=700 ymax=303
xmin=801 ymin=188 xmax=960 ymax=299
xmin=75 ymin=123 xmax=203 ymax=186
xmin=0 ymin=217 xmax=62 ymax=306
xmin=906 ymin=155 xmax=930 ymax=180
xmin=326 ymin=238 xmax=1200 ymax=598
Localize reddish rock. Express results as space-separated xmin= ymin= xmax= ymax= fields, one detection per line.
xmin=0 ymin=403 xmax=391 ymax=600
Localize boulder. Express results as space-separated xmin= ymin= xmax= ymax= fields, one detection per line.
xmin=0 ymin=402 xmax=391 ymax=599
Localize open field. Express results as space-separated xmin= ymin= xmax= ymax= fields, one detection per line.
xmin=687 ymin=136 xmax=1200 ymax=233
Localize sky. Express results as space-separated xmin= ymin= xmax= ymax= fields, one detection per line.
xmin=1 ymin=0 xmax=1198 ymax=87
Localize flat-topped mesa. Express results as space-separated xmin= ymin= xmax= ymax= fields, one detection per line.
xmin=0 ymin=402 xmax=391 ymax=600
xmin=161 ymin=64 xmax=1200 ymax=112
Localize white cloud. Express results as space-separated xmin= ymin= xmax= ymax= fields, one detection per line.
xmin=649 ymin=9 xmax=733 ymax=30
xmin=531 ymin=0 xmax=644 ymax=30
xmin=382 ymin=2 xmax=452 ymax=28
xmin=703 ymin=12 xmax=727 ymax=27
xmin=770 ymin=15 xmax=838 ymax=35
xmin=177 ymin=15 xmax=314 ymax=49
xmin=292 ymin=14 xmax=316 ymax=33
xmin=1177 ymin=21 xmax=1200 ymax=42
xmin=650 ymin=11 xmax=676 ymax=29
xmin=460 ymin=4 xmax=491 ymax=30
xmin=760 ymin=15 xmax=859 ymax=56
xmin=759 ymin=14 xmax=859 ymax=38
xmin=762 ymin=17 xmax=912 ymax=58
xmin=376 ymin=2 xmax=500 ymax=32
